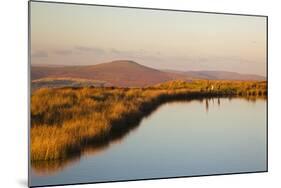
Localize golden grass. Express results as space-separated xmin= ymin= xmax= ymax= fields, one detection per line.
xmin=31 ymin=80 xmax=267 ymax=161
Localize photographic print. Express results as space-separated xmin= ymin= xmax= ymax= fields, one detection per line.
xmin=29 ymin=1 xmax=267 ymax=187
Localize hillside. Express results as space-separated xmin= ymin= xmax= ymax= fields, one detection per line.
xmin=31 ymin=78 xmax=111 ymax=91
xmin=31 ymin=60 xmax=266 ymax=88
xmin=163 ymin=70 xmax=265 ymax=81
xmin=31 ymin=60 xmax=173 ymax=87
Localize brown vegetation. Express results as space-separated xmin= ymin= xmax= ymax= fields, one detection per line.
xmin=31 ymin=77 xmax=111 ymax=91
xmin=31 ymin=60 xmax=173 ymax=87
xmin=31 ymin=60 xmax=266 ymax=87
xmin=31 ymin=80 xmax=267 ymax=161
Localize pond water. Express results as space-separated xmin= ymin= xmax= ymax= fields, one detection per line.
xmin=30 ymin=97 xmax=267 ymax=186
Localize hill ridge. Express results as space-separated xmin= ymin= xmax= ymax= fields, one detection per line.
xmin=31 ymin=60 xmax=266 ymax=87
xmin=31 ymin=60 xmax=172 ymax=87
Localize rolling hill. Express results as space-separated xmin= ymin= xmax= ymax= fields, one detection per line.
xmin=31 ymin=60 xmax=266 ymax=88
xmin=31 ymin=60 xmax=173 ymax=87
xmin=31 ymin=78 xmax=112 ymax=91
xmin=186 ymin=70 xmax=265 ymax=80
xmin=163 ymin=70 xmax=265 ymax=81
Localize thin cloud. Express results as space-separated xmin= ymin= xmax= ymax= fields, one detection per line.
xmin=109 ymin=48 xmax=159 ymax=59
xmin=75 ymin=46 xmax=105 ymax=54
xmin=110 ymin=48 xmax=121 ymax=54
xmin=31 ymin=51 xmax=48 ymax=58
xmin=54 ymin=50 xmax=72 ymax=55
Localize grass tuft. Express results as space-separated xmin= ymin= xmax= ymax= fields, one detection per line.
xmin=31 ymin=80 xmax=267 ymax=161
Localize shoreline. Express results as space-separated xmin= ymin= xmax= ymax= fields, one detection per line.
xmin=31 ymin=94 xmax=266 ymax=175
xmin=31 ymin=80 xmax=267 ymax=162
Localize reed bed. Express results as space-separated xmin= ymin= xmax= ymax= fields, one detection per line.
xmin=31 ymin=80 xmax=267 ymax=161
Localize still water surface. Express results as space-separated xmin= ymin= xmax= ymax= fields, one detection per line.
xmin=31 ymin=98 xmax=267 ymax=186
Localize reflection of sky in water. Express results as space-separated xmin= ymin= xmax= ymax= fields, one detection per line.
xmin=31 ymin=98 xmax=267 ymax=186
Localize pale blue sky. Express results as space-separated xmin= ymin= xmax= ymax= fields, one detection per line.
xmin=30 ymin=1 xmax=267 ymax=76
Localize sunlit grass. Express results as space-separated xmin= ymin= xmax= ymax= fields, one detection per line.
xmin=31 ymin=80 xmax=267 ymax=161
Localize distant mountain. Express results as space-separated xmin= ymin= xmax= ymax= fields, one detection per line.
xmin=31 ymin=60 xmax=266 ymax=88
xmin=31 ymin=60 xmax=173 ymax=87
xmin=163 ymin=70 xmax=266 ymax=81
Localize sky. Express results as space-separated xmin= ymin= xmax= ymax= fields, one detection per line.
xmin=30 ymin=1 xmax=267 ymax=76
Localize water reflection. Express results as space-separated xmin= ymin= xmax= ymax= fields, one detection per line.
xmin=31 ymin=99 xmax=195 ymax=175
xmin=31 ymin=113 xmax=150 ymax=175
xmin=205 ymin=99 xmax=209 ymax=113
xmin=32 ymin=97 xmax=265 ymax=179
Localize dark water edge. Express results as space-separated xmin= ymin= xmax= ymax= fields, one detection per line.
xmin=31 ymin=95 xmax=266 ymax=175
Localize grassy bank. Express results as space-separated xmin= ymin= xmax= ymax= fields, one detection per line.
xmin=31 ymin=80 xmax=267 ymax=161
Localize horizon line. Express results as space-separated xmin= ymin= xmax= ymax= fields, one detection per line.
xmin=30 ymin=60 xmax=266 ymax=77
